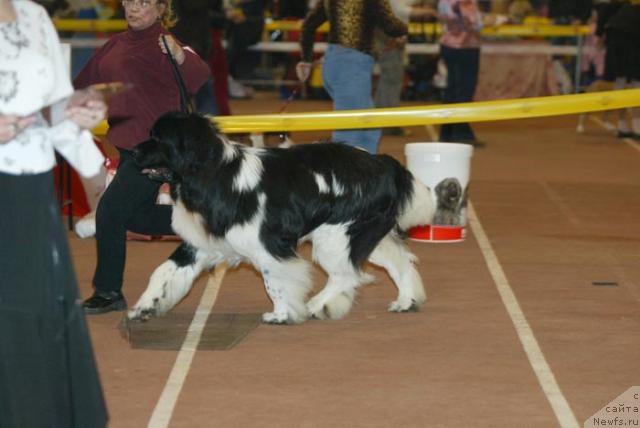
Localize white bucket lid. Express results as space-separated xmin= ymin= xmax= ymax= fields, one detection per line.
xmin=405 ymin=142 xmax=474 ymax=158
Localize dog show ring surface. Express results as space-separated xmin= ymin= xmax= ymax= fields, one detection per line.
xmin=404 ymin=142 xmax=474 ymax=243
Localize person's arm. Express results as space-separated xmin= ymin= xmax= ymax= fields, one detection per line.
xmin=439 ymin=0 xmax=482 ymax=34
xmin=299 ymin=1 xmax=327 ymax=63
xmin=296 ymin=1 xmax=327 ymax=82
xmin=158 ymin=34 xmax=211 ymax=95
xmin=0 ymin=114 xmax=37 ymax=144
xmin=36 ymin=6 xmax=106 ymax=177
xmin=466 ymin=1 xmax=484 ymax=33
xmin=376 ymin=0 xmax=409 ymax=38
xmin=73 ymin=37 xmax=117 ymax=89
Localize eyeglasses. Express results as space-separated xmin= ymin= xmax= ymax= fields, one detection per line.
xmin=121 ymin=0 xmax=158 ymax=8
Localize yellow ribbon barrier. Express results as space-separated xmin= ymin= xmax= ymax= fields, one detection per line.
xmin=478 ymin=23 xmax=590 ymax=37
xmin=265 ymin=20 xmax=591 ymax=37
xmin=53 ymin=18 xmax=127 ymax=32
xmin=55 ymin=18 xmax=590 ymax=37
xmin=92 ymin=90 xmax=640 ymax=136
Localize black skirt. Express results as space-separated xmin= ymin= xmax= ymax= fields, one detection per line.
xmin=0 ymin=171 xmax=108 ymax=428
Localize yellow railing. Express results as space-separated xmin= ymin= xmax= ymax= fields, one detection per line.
xmin=54 ymin=18 xmax=591 ymax=37
xmin=92 ymin=90 xmax=640 ymax=136
xmin=53 ymin=18 xmax=127 ymax=32
xmin=263 ymin=20 xmax=591 ymax=37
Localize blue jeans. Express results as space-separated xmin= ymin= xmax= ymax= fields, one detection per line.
xmin=322 ymin=44 xmax=381 ymax=153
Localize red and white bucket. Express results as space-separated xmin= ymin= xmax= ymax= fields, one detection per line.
xmin=405 ymin=142 xmax=474 ymax=243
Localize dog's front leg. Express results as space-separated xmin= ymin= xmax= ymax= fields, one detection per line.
xmin=257 ymin=257 xmax=312 ymax=325
xmin=128 ymin=242 xmax=223 ymax=321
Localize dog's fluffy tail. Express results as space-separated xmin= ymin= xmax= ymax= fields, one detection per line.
xmin=397 ymin=175 xmax=435 ymax=232
xmin=377 ymin=155 xmax=434 ymax=232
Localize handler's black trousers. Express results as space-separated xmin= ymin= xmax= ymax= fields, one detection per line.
xmin=93 ymin=149 xmax=174 ymax=294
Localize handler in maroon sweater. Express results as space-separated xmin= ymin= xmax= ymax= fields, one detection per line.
xmin=74 ymin=0 xmax=210 ymax=314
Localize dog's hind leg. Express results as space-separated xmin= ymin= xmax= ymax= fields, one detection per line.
xmin=257 ymin=256 xmax=312 ymax=325
xmin=368 ymin=233 xmax=426 ymax=312
xmin=307 ymin=225 xmax=372 ymax=320
xmin=128 ymin=242 xmax=223 ymax=321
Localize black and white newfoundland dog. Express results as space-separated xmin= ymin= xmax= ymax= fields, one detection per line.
xmin=127 ymin=112 xmax=435 ymax=325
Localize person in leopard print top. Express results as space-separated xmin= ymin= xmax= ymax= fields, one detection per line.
xmin=296 ymin=0 xmax=408 ymax=153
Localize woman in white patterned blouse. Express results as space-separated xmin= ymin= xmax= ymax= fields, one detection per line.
xmin=0 ymin=0 xmax=108 ymax=426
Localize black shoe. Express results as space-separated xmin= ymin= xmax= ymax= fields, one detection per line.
xmin=616 ymin=130 xmax=634 ymax=139
xmin=83 ymin=291 xmax=127 ymax=315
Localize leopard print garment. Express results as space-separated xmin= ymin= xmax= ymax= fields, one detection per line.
xmin=300 ymin=0 xmax=407 ymax=62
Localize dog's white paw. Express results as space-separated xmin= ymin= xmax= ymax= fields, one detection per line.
xmin=127 ymin=295 xmax=169 ymax=321
xmin=307 ymin=291 xmax=354 ymax=320
xmin=127 ymin=304 xmax=158 ymax=322
xmin=388 ymin=298 xmax=421 ymax=313
xmin=306 ymin=296 xmax=328 ymax=320
xmin=261 ymin=311 xmax=291 ymax=325
xmin=576 ymin=124 xmax=585 ymax=133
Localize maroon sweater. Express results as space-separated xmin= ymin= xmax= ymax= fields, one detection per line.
xmin=74 ymin=22 xmax=210 ymax=150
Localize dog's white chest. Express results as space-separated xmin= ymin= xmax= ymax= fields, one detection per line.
xmin=172 ymin=199 xmax=224 ymax=254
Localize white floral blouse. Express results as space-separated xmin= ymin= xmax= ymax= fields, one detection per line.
xmin=0 ymin=0 xmax=103 ymax=177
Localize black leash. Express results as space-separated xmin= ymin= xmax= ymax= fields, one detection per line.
xmin=161 ymin=35 xmax=194 ymax=114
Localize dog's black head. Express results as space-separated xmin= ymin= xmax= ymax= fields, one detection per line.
xmin=435 ymin=177 xmax=463 ymax=209
xmin=133 ymin=111 xmax=221 ymax=182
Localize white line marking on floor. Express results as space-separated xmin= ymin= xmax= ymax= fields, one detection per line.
xmin=467 ymin=202 xmax=580 ymax=428
xmin=540 ymin=181 xmax=583 ymax=229
xmin=147 ymin=263 xmax=227 ymax=428
xmin=590 ymin=116 xmax=640 ymax=153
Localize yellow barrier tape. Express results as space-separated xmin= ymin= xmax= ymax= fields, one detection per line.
xmin=53 ymin=18 xmax=127 ymax=32
xmin=263 ymin=21 xmax=590 ymax=37
xmin=479 ymin=24 xmax=590 ymax=37
xmin=214 ymin=89 xmax=640 ymax=133
xmin=55 ymin=19 xmax=590 ymax=37
xmin=92 ymin=90 xmax=640 ymax=136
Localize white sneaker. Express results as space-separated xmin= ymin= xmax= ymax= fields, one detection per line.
xmin=228 ymin=76 xmax=249 ymax=99
xmin=75 ymin=211 xmax=96 ymax=239
xmin=227 ymin=76 xmax=254 ymax=99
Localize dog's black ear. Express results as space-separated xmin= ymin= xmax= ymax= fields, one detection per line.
xmin=152 ymin=111 xmax=189 ymax=143
xmin=173 ymin=114 xmax=220 ymax=174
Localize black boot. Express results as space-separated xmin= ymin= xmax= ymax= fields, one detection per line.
xmin=83 ymin=291 xmax=127 ymax=315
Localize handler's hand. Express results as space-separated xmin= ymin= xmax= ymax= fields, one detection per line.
xmin=66 ymin=99 xmax=107 ymax=130
xmin=296 ymin=61 xmax=312 ymax=82
xmin=0 ymin=113 xmax=36 ymax=143
xmin=159 ymin=34 xmax=185 ymax=65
